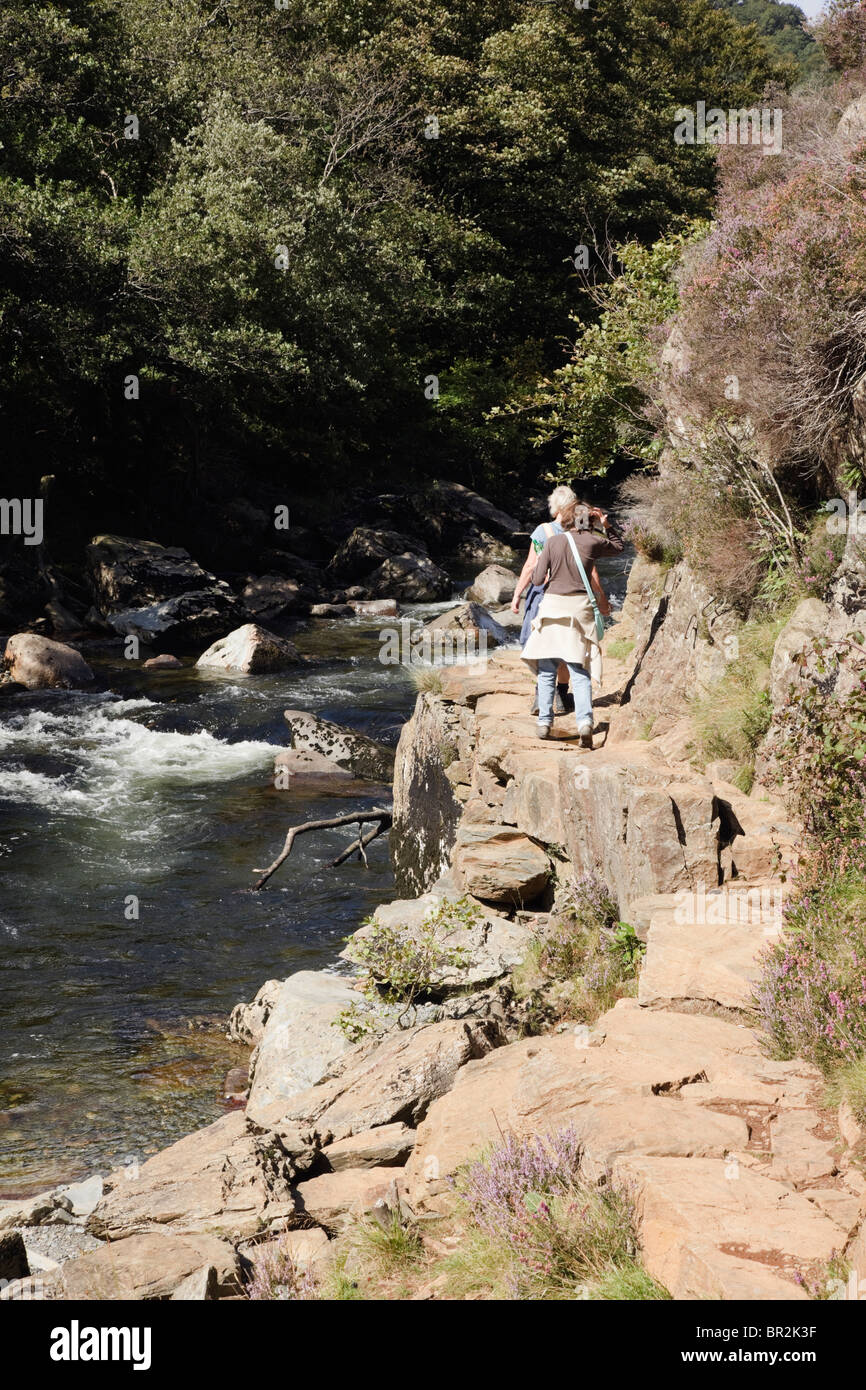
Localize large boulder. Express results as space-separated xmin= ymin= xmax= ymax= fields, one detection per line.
xmin=464 ymin=564 xmax=519 ymax=607
xmin=430 ymin=481 xmax=522 ymax=542
xmin=253 ymin=1018 xmax=501 ymax=1142
xmin=86 ymin=535 xmax=242 ymax=646
xmin=2 ymin=633 xmax=94 ymax=690
xmin=245 ymin=972 xmax=360 ymax=1127
xmin=59 ymin=1231 xmax=242 ymax=1301
xmin=240 ymin=574 xmax=302 ymax=621
xmin=328 ymin=527 xmax=427 ymax=582
xmin=293 ymin=1167 xmax=399 ymax=1234
xmin=88 ymin=1111 xmax=300 ymax=1240
xmin=342 ymin=893 xmax=535 ymax=991
xmin=451 ymin=824 xmax=550 ymax=905
xmin=195 ymin=623 xmax=303 ymax=674
xmin=322 ymin=1123 xmax=415 ymax=1172
xmin=273 ymin=747 xmax=354 ymax=786
xmin=423 ymin=602 xmax=512 ymax=651
xmin=366 ymin=553 xmax=451 ymax=602
xmin=283 ymin=709 xmax=394 ymax=781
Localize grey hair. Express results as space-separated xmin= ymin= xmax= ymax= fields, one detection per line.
xmin=547 ymin=484 xmax=577 ymax=517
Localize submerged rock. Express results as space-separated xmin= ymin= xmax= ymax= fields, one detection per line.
xmin=195 ymin=623 xmax=303 ymax=673
xmin=2 ymin=633 xmax=94 ymax=690
xmin=142 ymin=653 xmax=183 ymax=670
xmin=283 ymin=709 xmax=394 ymax=781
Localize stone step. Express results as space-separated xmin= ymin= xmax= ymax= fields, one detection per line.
xmin=639 ymin=909 xmax=780 ymax=1010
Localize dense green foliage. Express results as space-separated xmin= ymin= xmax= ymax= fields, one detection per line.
xmin=713 ymin=0 xmax=827 ymax=77
xmin=0 ymin=0 xmax=790 ymax=542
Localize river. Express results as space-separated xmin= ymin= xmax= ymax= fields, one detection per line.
xmin=0 ymin=549 xmax=630 ymax=1196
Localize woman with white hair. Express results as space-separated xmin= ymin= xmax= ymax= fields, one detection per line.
xmin=510 ymin=485 xmax=612 ymax=713
xmin=522 ymin=499 xmax=622 ymax=745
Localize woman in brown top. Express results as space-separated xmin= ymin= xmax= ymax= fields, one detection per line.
xmin=521 ymin=501 xmax=623 ymax=746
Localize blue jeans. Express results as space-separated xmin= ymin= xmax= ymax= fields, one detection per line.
xmin=536 ymin=658 xmax=592 ymax=728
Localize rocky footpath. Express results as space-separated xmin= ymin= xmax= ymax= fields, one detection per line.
xmin=3 ymin=554 xmax=865 ymax=1302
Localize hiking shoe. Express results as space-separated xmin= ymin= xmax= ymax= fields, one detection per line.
xmin=536 ymin=722 xmax=551 ymax=740
xmin=530 ymin=692 xmax=539 ymax=715
xmin=557 ymin=683 xmax=575 ymax=714
xmin=553 ymin=688 xmax=568 ymax=715
xmin=577 ymin=720 xmax=593 ymax=749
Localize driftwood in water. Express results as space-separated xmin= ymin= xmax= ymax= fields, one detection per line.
xmin=252 ymin=806 xmax=393 ymax=890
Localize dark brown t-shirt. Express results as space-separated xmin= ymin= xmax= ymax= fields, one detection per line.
xmin=532 ymin=528 xmax=623 ymax=596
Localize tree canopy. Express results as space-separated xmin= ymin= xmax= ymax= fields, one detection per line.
xmin=1 ymin=0 xmax=792 ymax=542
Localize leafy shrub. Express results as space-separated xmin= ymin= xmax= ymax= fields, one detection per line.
xmin=247 ymin=1236 xmax=317 ymax=1300
xmin=342 ymin=897 xmax=477 ymax=1022
xmin=521 ymin=874 xmax=644 ymax=1022
xmin=756 ymin=841 xmax=866 ymax=1069
xmin=453 ymin=1127 xmax=669 ymax=1300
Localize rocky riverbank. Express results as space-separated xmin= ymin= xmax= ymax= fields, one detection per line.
xmin=4 ymin=549 xmax=865 ymax=1302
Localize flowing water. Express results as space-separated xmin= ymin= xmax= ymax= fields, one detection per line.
xmin=0 ymin=550 xmax=630 ymax=1196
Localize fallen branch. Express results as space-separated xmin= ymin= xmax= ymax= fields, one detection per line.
xmin=252 ymin=806 xmax=393 ymax=890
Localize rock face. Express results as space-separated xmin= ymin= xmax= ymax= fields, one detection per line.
xmin=255 ymin=1018 xmax=500 ymax=1142
xmin=245 ymin=972 xmax=359 ymax=1127
xmin=366 ymin=553 xmax=451 ymax=602
xmin=228 ymin=978 xmax=282 ymax=1047
xmin=59 ymin=1231 xmax=242 ymax=1301
xmin=88 ymin=1111 xmax=299 ymax=1240
xmin=391 ymin=693 xmax=465 ymax=896
xmin=2 ymin=633 xmax=94 ymax=689
xmin=322 ymin=1123 xmax=415 ymax=1171
xmin=195 ymin=623 xmax=303 ymax=673
xmin=451 ymin=825 xmax=550 ymax=905
xmin=283 ymin=709 xmax=394 ymax=781
xmin=87 ymin=535 xmax=241 ymax=645
xmin=464 ymin=564 xmax=519 ymax=607
xmin=767 ymin=598 xmax=828 ymax=708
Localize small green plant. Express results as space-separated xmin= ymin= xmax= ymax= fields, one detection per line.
xmin=333 ymin=1001 xmax=380 ymax=1044
xmin=605 ymin=637 xmax=635 ymax=661
xmin=608 ymin=922 xmax=645 ymax=974
xmin=690 ymin=615 xmax=784 ymax=766
xmin=342 ymin=897 xmax=478 ymax=1022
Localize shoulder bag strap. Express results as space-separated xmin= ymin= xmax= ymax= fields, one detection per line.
xmin=564 ymin=532 xmax=605 ymax=642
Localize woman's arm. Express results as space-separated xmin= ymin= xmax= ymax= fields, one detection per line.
xmin=510 ymin=543 xmax=539 ymax=613
xmin=531 ymin=540 xmax=552 ymax=589
xmin=590 ymin=563 xmax=611 ymax=617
